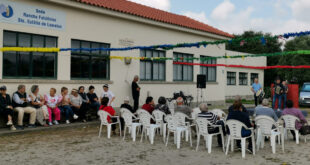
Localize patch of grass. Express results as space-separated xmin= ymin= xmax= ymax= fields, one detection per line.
xmin=226 ymin=99 xmax=255 ymax=104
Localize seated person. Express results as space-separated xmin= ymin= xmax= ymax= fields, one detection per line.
xmin=120 ymin=97 xmax=135 ymax=114
xmin=227 ymin=101 xmax=254 ymax=152
xmin=282 ymin=100 xmax=308 ymax=140
xmin=99 ymin=97 xmax=117 ymax=135
xmin=79 ymin=86 xmax=90 ymax=120
xmin=174 ymin=97 xmax=192 ymax=117
xmin=255 ymin=99 xmax=278 ymax=121
xmin=142 ymin=97 xmax=155 ymax=114
xmin=198 ymin=103 xmax=226 ymax=147
xmin=228 ymin=96 xmax=247 ymax=113
xmin=59 ymin=87 xmax=77 ymax=124
xmin=154 ymin=96 xmax=171 ymax=115
xmin=70 ymin=89 xmax=87 ymax=122
xmin=0 ymin=86 xmax=16 ymax=130
xmin=13 ymin=85 xmax=37 ymax=130
xmin=87 ymin=85 xmax=100 ymax=111
xmin=44 ymin=88 xmax=61 ymax=126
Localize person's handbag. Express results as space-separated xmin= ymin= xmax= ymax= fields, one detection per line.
xmin=300 ymin=124 xmax=310 ymax=135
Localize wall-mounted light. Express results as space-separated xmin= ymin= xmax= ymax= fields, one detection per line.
xmin=124 ymin=57 xmax=132 ymax=65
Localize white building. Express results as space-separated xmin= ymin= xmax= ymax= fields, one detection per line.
xmin=0 ymin=0 xmax=266 ymax=107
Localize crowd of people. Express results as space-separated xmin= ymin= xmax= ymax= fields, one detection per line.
xmin=0 ymin=84 xmax=117 ymax=131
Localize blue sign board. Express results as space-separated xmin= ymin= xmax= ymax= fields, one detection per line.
xmin=0 ymin=0 xmax=66 ymax=30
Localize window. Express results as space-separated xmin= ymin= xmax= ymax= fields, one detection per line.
xmin=173 ymin=52 xmax=193 ymax=81
xmin=251 ymin=73 xmax=259 ymax=85
xmin=140 ymin=50 xmax=165 ymax=81
xmin=200 ymin=55 xmax=216 ymax=82
xmin=239 ymin=72 xmax=248 ymax=85
xmin=3 ymin=31 xmax=57 ymax=78
xmin=227 ymin=72 xmax=236 ymax=85
xmin=71 ymin=40 xmax=110 ymax=79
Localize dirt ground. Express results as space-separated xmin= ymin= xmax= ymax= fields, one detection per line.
xmin=0 ymin=125 xmax=310 ymax=165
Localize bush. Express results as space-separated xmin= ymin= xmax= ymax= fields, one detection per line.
xmin=264 ymin=86 xmax=271 ymax=99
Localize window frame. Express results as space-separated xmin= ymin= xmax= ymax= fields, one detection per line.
xmin=70 ymin=39 xmax=110 ymax=80
xmin=200 ymin=55 xmax=217 ymax=82
xmin=227 ymin=71 xmax=236 ymax=85
xmin=239 ymin=72 xmax=248 ymax=86
xmin=140 ymin=49 xmax=166 ymax=81
xmin=173 ymin=52 xmax=194 ymax=82
xmin=250 ymin=73 xmax=259 ymax=85
xmin=2 ymin=30 xmax=58 ymax=79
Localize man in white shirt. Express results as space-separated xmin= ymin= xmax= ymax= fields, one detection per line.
xmin=100 ymin=84 xmax=115 ymax=107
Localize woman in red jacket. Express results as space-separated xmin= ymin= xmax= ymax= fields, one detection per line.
xmin=99 ymin=97 xmax=117 ymax=135
xmin=142 ymin=96 xmax=155 ymax=114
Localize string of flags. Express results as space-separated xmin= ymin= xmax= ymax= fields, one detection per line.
xmin=0 ymin=30 xmax=309 ymax=53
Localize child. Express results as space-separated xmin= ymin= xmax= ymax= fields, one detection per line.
xmin=99 ymin=97 xmax=117 ymax=134
xmin=45 ymin=88 xmax=61 ymax=126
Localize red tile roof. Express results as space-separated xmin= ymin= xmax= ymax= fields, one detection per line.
xmin=75 ymin=0 xmax=233 ymax=38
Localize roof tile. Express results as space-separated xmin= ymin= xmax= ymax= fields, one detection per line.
xmin=75 ymin=0 xmax=233 ymax=38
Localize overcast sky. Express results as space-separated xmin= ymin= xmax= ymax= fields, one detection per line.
xmin=129 ymin=0 xmax=310 ymax=35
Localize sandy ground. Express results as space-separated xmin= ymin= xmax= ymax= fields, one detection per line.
xmin=0 ymin=125 xmax=309 ymax=165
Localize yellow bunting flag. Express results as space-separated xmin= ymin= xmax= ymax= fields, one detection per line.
xmin=0 ymin=47 xmax=60 ymax=52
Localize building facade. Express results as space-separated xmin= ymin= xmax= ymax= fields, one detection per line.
xmin=0 ymin=0 xmax=266 ymax=107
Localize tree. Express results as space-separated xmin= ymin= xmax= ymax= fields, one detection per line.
xmin=277 ymin=36 xmax=310 ymax=85
xmin=226 ymin=31 xmax=282 ymax=86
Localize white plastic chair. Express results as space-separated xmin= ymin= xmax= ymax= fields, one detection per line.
xmin=195 ymin=117 xmax=225 ymax=153
xmin=192 ymin=107 xmax=201 ymax=120
xmin=168 ymin=100 xmax=175 ymax=115
xmin=174 ymin=112 xmax=193 ymax=144
xmin=225 ymin=120 xmax=255 ymax=158
xmin=152 ymin=110 xmax=167 ymax=142
xmin=122 ymin=109 xmax=142 ymax=142
xmin=98 ymin=110 xmax=121 ymax=139
xmin=282 ymin=115 xmax=302 ymax=144
xmin=165 ymin=115 xmax=189 ymax=149
xmin=211 ymin=109 xmax=227 ymax=121
xmin=137 ymin=110 xmax=160 ymax=144
xmin=255 ymin=116 xmax=284 ymax=153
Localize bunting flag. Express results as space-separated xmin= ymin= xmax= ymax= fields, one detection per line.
xmin=0 ymin=30 xmax=310 ymax=53
xmin=173 ymin=62 xmax=310 ymax=70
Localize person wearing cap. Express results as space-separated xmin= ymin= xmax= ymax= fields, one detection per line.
xmin=132 ymin=75 xmax=140 ymax=111
xmin=12 ymin=85 xmax=36 ymax=130
xmin=0 ymin=86 xmax=16 ymax=130
xmin=120 ymin=96 xmax=135 ymax=114
xmin=29 ymin=85 xmax=49 ymax=126
xmin=70 ymin=89 xmax=87 ymax=122
xmin=100 ymin=84 xmax=115 ymax=107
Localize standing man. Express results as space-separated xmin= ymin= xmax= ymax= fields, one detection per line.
xmin=100 ymin=84 xmax=115 ymax=107
xmin=251 ymin=78 xmax=262 ymax=107
xmin=132 ymin=75 xmax=140 ymax=111
xmin=282 ymin=80 xmax=289 ymax=109
xmin=272 ymin=78 xmax=284 ymax=111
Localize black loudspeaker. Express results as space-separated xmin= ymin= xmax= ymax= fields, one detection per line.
xmin=197 ymin=74 xmax=206 ymax=88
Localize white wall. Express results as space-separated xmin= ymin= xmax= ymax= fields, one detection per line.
xmin=224 ymin=50 xmax=266 ymax=99
xmin=0 ymin=0 xmax=266 ymax=107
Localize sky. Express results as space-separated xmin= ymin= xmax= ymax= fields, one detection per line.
xmin=129 ymin=0 xmax=310 ymax=35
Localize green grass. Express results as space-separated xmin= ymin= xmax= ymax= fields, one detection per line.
xmin=226 ymin=99 xmax=255 ymax=104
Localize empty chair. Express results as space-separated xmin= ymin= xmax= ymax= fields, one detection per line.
xmin=195 ymin=117 xmax=225 ymax=153
xmin=255 ymin=115 xmax=284 ymax=153
xmin=152 ymin=110 xmax=167 ymax=142
xmin=122 ymin=109 xmax=142 ymax=142
xmin=165 ymin=115 xmax=190 ymax=149
xmin=138 ymin=110 xmax=160 ymax=144
xmin=225 ymin=120 xmax=255 ymax=158
xmin=98 ymin=110 xmax=121 ymax=139
xmin=174 ymin=112 xmax=193 ymax=144
xmin=282 ymin=114 xmax=303 ymax=144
